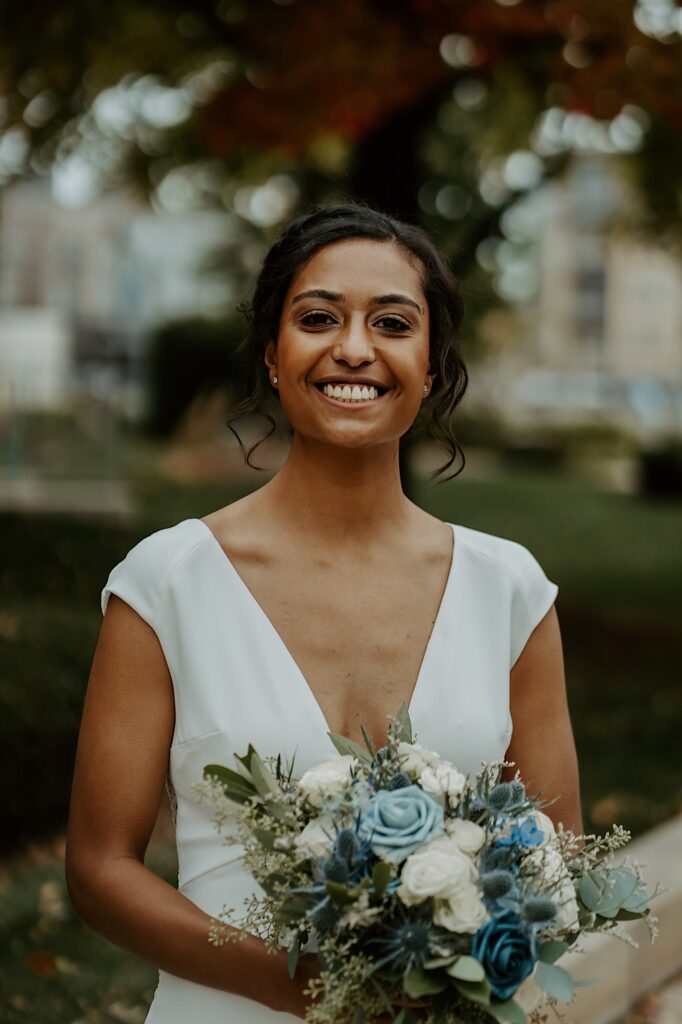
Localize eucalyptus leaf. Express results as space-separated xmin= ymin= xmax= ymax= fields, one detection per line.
xmin=538 ymin=939 xmax=568 ymax=964
xmin=535 ymin=961 xmax=575 ymax=1003
xmin=351 ymin=1010 xmax=365 ymax=1024
xmin=403 ymin=967 xmax=448 ymax=997
xmin=446 ymin=956 xmax=486 ymax=982
xmin=453 ymin=978 xmax=492 ymax=1007
xmin=328 ymin=732 xmax=372 ymax=764
xmin=485 ymin=997 xmax=527 ymax=1024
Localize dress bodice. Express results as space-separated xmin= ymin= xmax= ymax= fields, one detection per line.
xmin=100 ymin=517 xmax=558 ymax=1022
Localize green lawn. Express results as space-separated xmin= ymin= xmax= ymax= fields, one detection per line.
xmin=0 ymin=450 xmax=680 ymax=1021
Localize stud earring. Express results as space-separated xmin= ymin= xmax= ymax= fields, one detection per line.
xmin=423 ymin=384 xmax=429 ymax=394
xmin=272 ymin=376 xmax=278 ymax=386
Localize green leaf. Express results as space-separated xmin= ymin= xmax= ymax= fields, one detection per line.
xmin=327 ymin=732 xmax=372 ymax=764
xmin=535 ymin=961 xmax=575 ymax=1003
xmin=275 ymin=893 xmax=316 ymax=924
xmin=324 ymin=880 xmax=357 ymax=906
xmin=351 ymin=1010 xmax=365 ymax=1024
xmin=446 ymin=956 xmax=486 ymax=982
xmin=287 ymin=938 xmax=300 ymax=979
xmin=485 ymin=997 xmax=527 ymax=1024
xmin=371 ymin=860 xmax=392 ymax=899
xmin=203 ymin=764 xmax=257 ymax=803
xmin=453 ymin=978 xmax=492 ymax=1007
xmin=393 ymin=701 xmax=413 ymax=743
xmin=248 ymin=750 xmax=280 ymax=799
xmin=360 ymin=723 xmax=377 ymax=759
xmin=574 ymin=977 xmax=601 ymax=987
xmin=403 ymin=967 xmax=448 ymax=998
xmin=252 ymin=827 xmax=280 ymax=851
xmin=234 ymin=744 xmax=258 ymax=774
xmin=538 ymin=939 xmax=568 ymax=964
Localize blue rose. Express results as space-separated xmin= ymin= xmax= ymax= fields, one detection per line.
xmin=357 ymin=785 xmax=443 ymax=863
xmin=471 ymin=910 xmax=536 ymax=1001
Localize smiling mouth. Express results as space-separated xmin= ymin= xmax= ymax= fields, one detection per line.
xmin=313 ymin=382 xmax=391 ymax=406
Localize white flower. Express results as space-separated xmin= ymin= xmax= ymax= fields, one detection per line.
xmin=445 ymin=818 xmax=486 ymax=855
xmin=294 ymin=818 xmax=334 ymax=859
xmin=524 ymin=846 xmax=580 ymax=931
xmin=397 ymin=741 xmax=440 ymax=777
xmin=298 ymin=755 xmax=356 ymax=809
xmin=419 ymin=762 xmax=467 ymax=804
xmin=398 ymin=838 xmax=473 ymax=906
xmin=434 ymin=885 xmax=489 ymax=934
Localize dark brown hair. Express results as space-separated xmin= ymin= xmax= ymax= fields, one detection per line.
xmin=228 ymin=200 xmax=468 ymax=482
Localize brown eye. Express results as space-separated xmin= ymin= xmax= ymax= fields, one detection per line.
xmin=300 ymin=311 xmax=336 ymax=326
xmin=376 ymin=315 xmax=411 ymax=332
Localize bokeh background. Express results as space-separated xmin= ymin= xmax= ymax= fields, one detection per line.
xmin=0 ymin=1 xmax=681 ymax=1020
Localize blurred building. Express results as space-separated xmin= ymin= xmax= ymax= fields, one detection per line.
xmin=473 ymin=155 xmax=682 ymax=441
xmin=0 ymin=178 xmax=232 ymax=413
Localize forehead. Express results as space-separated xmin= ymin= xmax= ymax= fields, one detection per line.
xmin=286 ymin=238 xmax=425 ymax=299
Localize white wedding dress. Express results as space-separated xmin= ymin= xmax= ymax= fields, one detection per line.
xmin=101 ymin=517 xmax=558 ymax=1022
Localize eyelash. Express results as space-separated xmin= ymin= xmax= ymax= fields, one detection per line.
xmin=299 ymin=311 xmax=411 ymax=333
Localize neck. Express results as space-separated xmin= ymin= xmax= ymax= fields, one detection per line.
xmin=260 ymin=434 xmax=415 ymax=543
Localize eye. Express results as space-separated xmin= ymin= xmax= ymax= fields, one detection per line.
xmin=299 ymin=311 xmax=336 ymax=327
xmin=375 ymin=315 xmax=411 ymax=333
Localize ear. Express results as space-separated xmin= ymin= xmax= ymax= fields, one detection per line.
xmin=264 ymin=340 xmax=277 ymax=375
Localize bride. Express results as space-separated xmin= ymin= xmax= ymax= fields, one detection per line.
xmin=65 ymin=203 xmax=582 ymax=1022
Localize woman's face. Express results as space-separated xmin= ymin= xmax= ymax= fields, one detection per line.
xmin=265 ymin=238 xmax=434 ymax=451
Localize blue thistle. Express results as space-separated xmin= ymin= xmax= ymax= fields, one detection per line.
xmin=480 ymin=870 xmax=516 ymax=901
xmin=522 ymin=895 xmax=558 ymax=924
xmin=386 ymin=772 xmax=412 ymax=791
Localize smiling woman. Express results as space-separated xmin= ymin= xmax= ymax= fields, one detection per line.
xmin=65 ymin=201 xmax=580 ymax=1024
xmin=227 ymin=203 xmax=468 ymax=480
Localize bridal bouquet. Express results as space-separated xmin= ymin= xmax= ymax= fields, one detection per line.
xmin=197 ymin=707 xmax=656 ymax=1024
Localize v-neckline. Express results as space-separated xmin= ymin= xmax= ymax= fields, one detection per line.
xmin=191 ymin=517 xmax=458 ymax=739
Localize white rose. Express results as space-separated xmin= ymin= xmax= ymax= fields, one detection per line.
xmin=434 ymin=885 xmax=489 ymax=934
xmin=524 ymin=846 xmax=580 ymax=931
xmin=398 ymin=840 xmax=473 ymax=906
xmin=397 ymin=741 xmax=439 ymax=777
xmin=294 ymin=819 xmax=334 ymax=859
xmin=419 ymin=762 xmax=467 ymax=804
xmin=299 ymin=756 xmax=356 ymax=809
xmin=445 ymin=818 xmax=486 ymax=855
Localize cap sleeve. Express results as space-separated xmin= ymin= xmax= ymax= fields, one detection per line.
xmin=101 ymin=532 xmax=173 ymax=631
xmin=507 ymin=542 xmax=559 ymax=670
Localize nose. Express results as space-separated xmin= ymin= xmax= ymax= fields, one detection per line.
xmin=332 ymin=315 xmax=375 ymax=366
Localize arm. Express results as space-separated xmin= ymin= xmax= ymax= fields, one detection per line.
xmin=502 ymin=605 xmax=583 ymax=836
xmin=65 ymin=594 xmax=317 ymax=1016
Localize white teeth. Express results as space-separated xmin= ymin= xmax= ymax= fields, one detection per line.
xmin=321 ymin=383 xmax=381 ymax=402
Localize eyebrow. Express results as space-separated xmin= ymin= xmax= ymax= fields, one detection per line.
xmin=291 ymin=288 xmax=424 ymax=315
